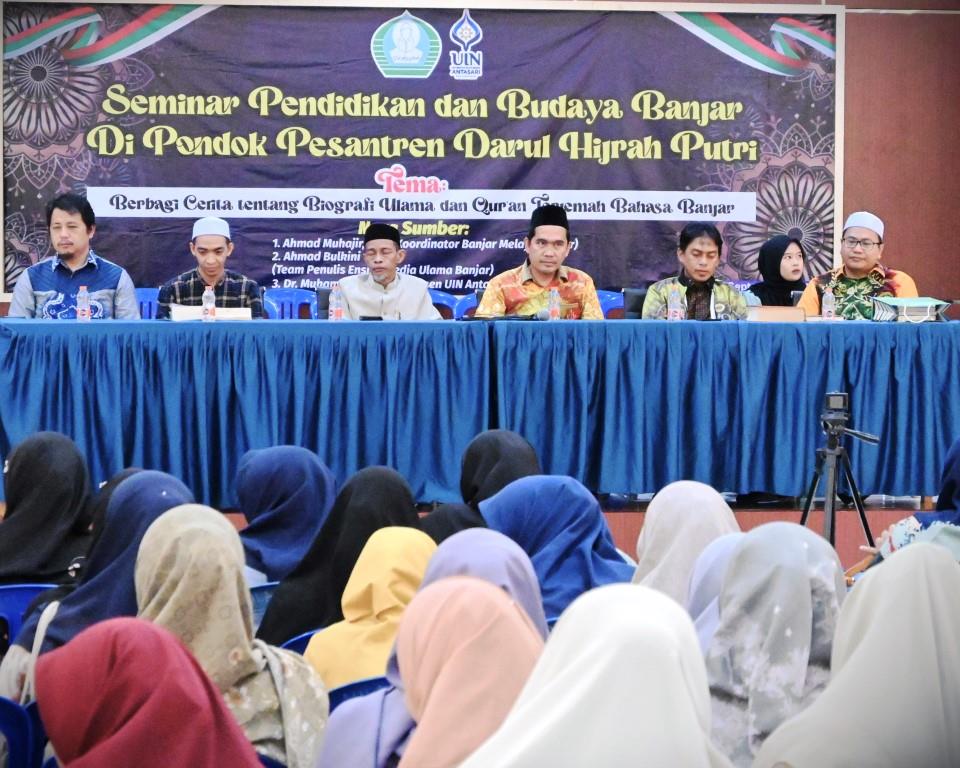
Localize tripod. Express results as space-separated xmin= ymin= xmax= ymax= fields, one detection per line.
xmin=799 ymin=427 xmax=878 ymax=546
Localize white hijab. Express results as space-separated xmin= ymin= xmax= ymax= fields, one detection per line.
xmin=686 ymin=532 xmax=745 ymax=654
xmin=754 ymin=543 xmax=960 ymax=768
xmin=461 ymin=583 xmax=733 ymax=768
xmin=633 ymin=481 xmax=740 ymax=603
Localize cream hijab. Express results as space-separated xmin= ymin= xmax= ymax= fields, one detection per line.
xmin=135 ymin=504 xmax=328 ymax=768
xmin=305 ymin=526 xmax=436 ymax=689
xmin=396 ymin=576 xmax=543 ymax=768
xmin=462 ymin=583 xmax=732 ymax=767
xmin=633 ymin=481 xmax=740 ymax=603
xmin=754 ymin=543 xmax=960 ymax=768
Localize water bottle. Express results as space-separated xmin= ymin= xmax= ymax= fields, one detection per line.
xmin=201 ymin=285 xmax=216 ymax=321
xmin=548 ymin=288 xmax=561 ymax=320
xmin=667 ymin=285 xmax=684 ymax=320
xmin=76 ymin=285 xmax=91 ymax=322
xmin=329 ymin=284 xmax=344 ymax=321
xmin=821 ymin=285 xmax=836 ymax=320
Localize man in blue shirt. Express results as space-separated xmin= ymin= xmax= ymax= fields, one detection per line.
xmin=8 ymin=193 xmax=139 ymax=319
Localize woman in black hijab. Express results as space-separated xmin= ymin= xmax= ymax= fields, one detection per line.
xmin=256 ymin=466 xmax=421 ymax=645
xmin=421 ymin=430 xmax=543 ymax=544
xmin=748 ymin=235 xmax=806 ymax=306
xmin=0 ymin=432 xmax=93 ymax=585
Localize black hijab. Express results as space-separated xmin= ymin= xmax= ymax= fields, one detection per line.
xmin=420 ymin=503 xmax=486 ymax=544
xmin=0 ymin=432 xmax=93 ymax=584
xmin=459 ymin=430 xmax=542 ymax=510
xmin=256 ymin=466 xmax=421 ymax=644
xmin=750 ymin=235 xmax=806 ymax=306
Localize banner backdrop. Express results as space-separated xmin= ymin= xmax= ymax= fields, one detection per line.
xmin=3 ymin=3 xmax=838 ymax=294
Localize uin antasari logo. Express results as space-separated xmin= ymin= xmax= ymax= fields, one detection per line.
xmin=370 ymin=10 xmax=442 ymax=79
xmin=449 ymin=9 xmax=483 ymax=81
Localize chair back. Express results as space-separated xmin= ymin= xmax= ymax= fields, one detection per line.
xmin=0 ymin=697 xmax=36 ymax=768
xmin=328 ymin=676 xmax=390 ymax=712
xmin=263 ymin=288 xmax=318 ymax=319
xmin=135 ymin=287 xmax=159 ymax=319
xmin=280 ymin=630 xmax=316 ymax=655
xmin=428 ymin=289 xmax=458 ymax=319
xmin=454 ymin=291 xmax=484 ymax=319
xmin=0 ymin=584 xmax=55 ymax=655
xmin=249 ymin=582 xmax=279 ymax=631
xmin=622 ymin=288 xmax=646 ymax=319
xmin=316 ymin=287 xmax=331 ymax=319
xmin=596 ymin=289 xmax=624 ymax=319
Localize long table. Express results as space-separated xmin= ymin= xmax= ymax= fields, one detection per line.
xmin=2 ymin=319 xmax=958 ymax=505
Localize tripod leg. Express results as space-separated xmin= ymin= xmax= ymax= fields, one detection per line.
xmin=799 ymin=451 xmax=825 ymax=528
xmin=823 ymin=453 xmax=839 ymax=545
xmin=840 ymin=451 xmax=874 ymax=547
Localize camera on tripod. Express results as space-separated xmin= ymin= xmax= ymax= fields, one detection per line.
xmin=821 ymin=392 xmax=850 ymax=436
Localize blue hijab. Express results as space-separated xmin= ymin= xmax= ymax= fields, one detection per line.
xmin=917 ymin=437 xmax=960 ymax=528
xmin=15 ymin=470 xmax=193 ymax=653
xmin=236 ymin=446 xmax=337 ymax=581
xmin=479 ymin=475 xmax=634 ymax=620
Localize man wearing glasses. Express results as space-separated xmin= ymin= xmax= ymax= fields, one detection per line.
xmin=797 ymin=211 xmax=917 ymax=319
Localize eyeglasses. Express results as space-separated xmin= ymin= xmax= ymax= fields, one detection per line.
xmin=842 ymin=237 xmax=881 ymax=251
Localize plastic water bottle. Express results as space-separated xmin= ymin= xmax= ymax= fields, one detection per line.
xmin=548 ymin=288 xmax=561 ymax=320
xmin=201 ymin=285 xmax=216 ymax=321
xmin=329 ymin=284 xmax=344 ymax=321
xmin=821 ymin=285 xmax=836 ymax=320
xmin=667 ymin=285 xmax=684 ymax=320
xmin=76 ymin=285 xmax=91 ymax=322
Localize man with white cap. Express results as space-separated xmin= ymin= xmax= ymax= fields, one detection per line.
xmin=797 ymin=211 xmax=918 ymax=319
xmin=156 ymin=216 xmax=263 ymax=319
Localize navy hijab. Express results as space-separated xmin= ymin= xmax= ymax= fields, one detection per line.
xmin=917 ymin=437 xmax=960 ymax=528
xmin=15 ymin=470 xmax=193 ymax=654
xmin=750 ymin=235 xmax=806 ymax=307
xmin=236 ymin=446 xmax=337 ymax=581
xmin=479 ymin=475 xmax=633 ymax=620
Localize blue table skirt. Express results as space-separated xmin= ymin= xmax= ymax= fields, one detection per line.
xmin=2 ymin=319 xmax=958 ymax=503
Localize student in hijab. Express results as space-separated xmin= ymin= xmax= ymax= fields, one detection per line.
xmin=479 ymin=475 xmax=633 ymax=620
xmin=754 ymin=543 xmax=960 ymax=768
xmin=685 ymin=532 xmax=745 ymax=654
xmin=0 ymin=432 xmax=93 ymax=585
xmin=704 ymin=523 xmax=845 ymax=766
xmin=256 ymin=466 xmax=421 ymax=645
xmin=745 ymin=235 xmax=806 ymax=306
xmin=633 ymin=480 xmax=740 ymax=605
xmin=396 ymin=577 xmax=544 ymax=768
xmin=461 ymin=584 xmax=733 ymax=768
xmin=35 ymin=618 xmax=262 ymax=768
xmin=235 ymin=445 xmax=338 ymax=582
xmin=304 ymin=527 xmax=436 ymax=688
xmin=317 ymin=528 xmax=549 ymax=768
xmin=136 ymin=504 xmax=328 ymax=768
xmin=420 ymin=429 xmax=541 ymax=542
xmin=0 ymin=470 xmax=193 ymax=701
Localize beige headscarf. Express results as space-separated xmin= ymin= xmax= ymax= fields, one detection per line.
xmin=633 ymin=481 xmax=740 ymax=603
xmin=304 ymin=526 xmax=436 ymax=689
xmin=135 ymin=504 xmax=329 ymax=768
xmin=396 ymin=576 xmax=543 ymax=768
xmin=754 ymin=543 xmax=960 ymax=768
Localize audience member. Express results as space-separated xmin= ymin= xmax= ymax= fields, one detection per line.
xmin=632 ymin=480 xmax=740 ymax=604
xmin=685 ymin=532 xmax=745 ymax=654
xmin=746 ymin=235 xmax=806 ymax=306
xmin=304 ymin=527 xmax=436 ymax=689
xmin=136 ymin=504 xmax=328 ymax=767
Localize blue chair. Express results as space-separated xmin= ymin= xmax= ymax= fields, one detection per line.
xmin=280 ymin=630 xmax=316 ymax=655
xmin=135 ymin=287 xmax=159 ymax=319
xmin=0 ymin=584 xmax=55 ymax=654
xmin=0 ymin=697 xmax=36 ymax=768
xmin=328 ymin=676 xmax=390 ymax=712
xmin=25 ymin=702 xmax=45 ymax=768
xmin=259 ymin=756 xmax=286 ymax=768
xmin=428 ymin=289 xmax=458 ymax=320
xmin=263 ymin=288 xmax=318 ymax=319
xmin=454 ymin=292 xmax=479 ymax=319
xmin=250 ymin=582 xmax=279 ymax=631
xmin=596 ymin=289 xmax=624 ymax=319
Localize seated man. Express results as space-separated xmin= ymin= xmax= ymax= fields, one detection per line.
xmin=476 ymin=205 xmax=603 ymax=319
xmin=642 ymin=222 xmax=747 ymax=320
xmin=337 ymin=223 xmax=440 ymax=320
xmin=797 ymin=211 xmax=918 ymax=319
xmin=157 ymin=217 xmax=263 ymax=319
xmin=8 ymin=192 xmax=139 ymax=319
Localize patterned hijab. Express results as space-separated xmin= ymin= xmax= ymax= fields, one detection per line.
xmin=461 ymin=584 xmax=733 ymax=768
xmin=633 ymin=481 xmax=740 ymax=604
xmin=705 ymin=523 xmax=845 ymax=767
xmin=236 ymin=446 xmax=338 ymax=581
xmin=35 ymin=618 xmax=262 ymax=768
xmin=480 ymin=475 xmax=633 ymax=620
xmin=397 ymin=577 xmax=543 ymax=768
xmin=754 ymin=543 xmax=960 ymax=768
xmin=136 ymin=504 xmax=329 ymax=768
xmin=304 ymin=527 xmax=436 ymax=689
